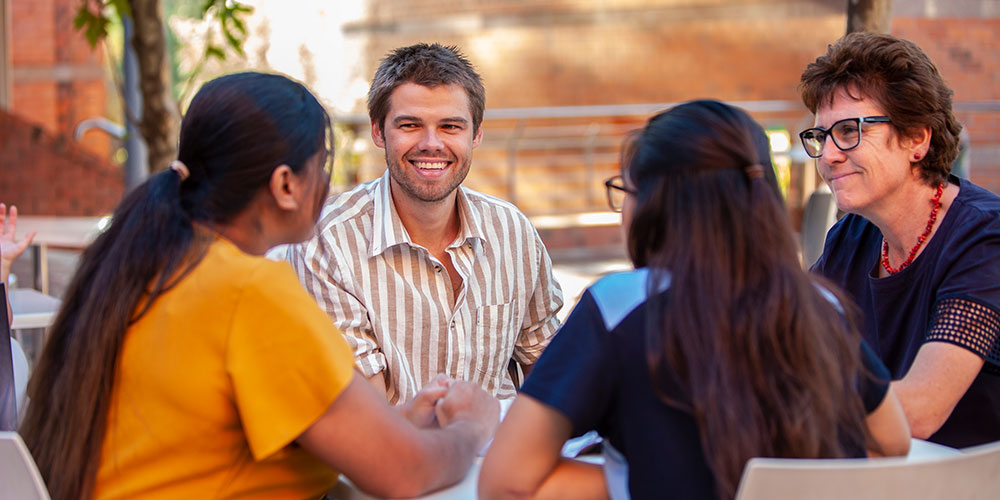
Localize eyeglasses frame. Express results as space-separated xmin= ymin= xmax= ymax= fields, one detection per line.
xmin=799 ymin=115 xmax=892 ymax=159
xmin=604 ymin=175 xmax=637 ymax=213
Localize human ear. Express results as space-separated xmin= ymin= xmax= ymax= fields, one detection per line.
xmin=903 ymin=126 xmax=932 ymax=160
xmin=371 ymin=120 xmax=386 ymax=148
xmin=268 ymin=165 xmax=300 ymax=211
xmin=472 ymin=124 xmax=483 ymax=149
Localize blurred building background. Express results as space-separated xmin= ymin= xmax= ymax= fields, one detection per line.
xmin=0 ymin=0 xmax=122 ymax=215
xmin=1 ymin=0 xmax=998 ymax=255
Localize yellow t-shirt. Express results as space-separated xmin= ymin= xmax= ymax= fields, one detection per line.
xmin=94 ymin=237 xmax=354 ymax=499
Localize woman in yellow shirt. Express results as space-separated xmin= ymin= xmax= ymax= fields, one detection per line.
xmin=20 ymin=72 xmax=498 ymax=500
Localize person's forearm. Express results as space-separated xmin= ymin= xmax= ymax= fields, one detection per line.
xmin=532 ymin=459 xmax=607 ymax=500
xmin=891 ymin=378 xmax=951 ymax=439
xmin=865 ymin=387 xmax=910 ymax=457
xmin=890 ymin=344 xmax=982 ymax=439
xmin=423 ymin=420 xmax=487 ymax=487
xmin=380 ymin=419 xmax=485 ymax=498
xmin=366 ymin=370 xmax=389 ymax=399
xmin=482 ymin=459 xmax=607 ymax=500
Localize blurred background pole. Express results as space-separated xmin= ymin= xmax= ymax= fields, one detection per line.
xmin=0 ymin=0 xmax=11 ymax=109
xmin=122 ymin=14 xmax=149 ymax=192
xmin=847 ymin=0 xmax=891 ymax=34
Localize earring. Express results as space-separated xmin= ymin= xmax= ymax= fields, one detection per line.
xmin=914 ymin=153 xmax=922 ymax=160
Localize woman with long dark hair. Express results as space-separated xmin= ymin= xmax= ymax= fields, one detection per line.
xmin=479 ymin=100 xmax=910 ymax=500
xmin=20 ymin=72 xmax=498 ymax=500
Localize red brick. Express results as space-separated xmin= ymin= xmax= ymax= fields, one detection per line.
xmin=0 ymin=110 xmax=123 ymax=215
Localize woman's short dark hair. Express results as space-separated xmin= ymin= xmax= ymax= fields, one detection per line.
xmin=800 ymin=32 xmax=962 ymax=185
xmin=367 ymin=43 xmax=486 ymax=135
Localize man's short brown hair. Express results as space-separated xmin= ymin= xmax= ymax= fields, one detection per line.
xmin=800 ymin=32 xmax=962 ymax=185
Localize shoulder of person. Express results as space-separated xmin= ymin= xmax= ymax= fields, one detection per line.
xmin=315 ymin=179 xmax=380 ymax=232
xmin=952 ymin=177 xmax=1000 ymax=226
xmin=462 ymin=186 xmax=528 ymax=219
xmin=586 ymin=268 xmax=670 ymax=332
xmin=207 ymin=238 xmax=296 ymax=290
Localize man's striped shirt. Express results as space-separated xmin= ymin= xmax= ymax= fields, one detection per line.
xmin=288 ymin=170 xmax=563 ymax=403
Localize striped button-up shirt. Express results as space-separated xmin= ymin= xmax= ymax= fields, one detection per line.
xmin=289 ymin=171 xmax=563 ymax=404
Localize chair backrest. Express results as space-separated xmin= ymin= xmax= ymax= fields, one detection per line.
xmin=800 ymin=184 xmax=839 ymax=268
xmin=2 ymin=284 xmax=18 ymax=431
xmin=9 ymin=337 xmax=29 ymax=427
xmin=735 ymin=440 xmax=1000 ymax=500
xmin=0 ymin=431 xmax=51 ymax=500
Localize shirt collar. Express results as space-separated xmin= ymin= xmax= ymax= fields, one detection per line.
xmin=369 ymin=169 xmax=487 ymax=258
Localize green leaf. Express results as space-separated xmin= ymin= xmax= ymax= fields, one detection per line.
xmin=73 ymin=7 xmax=92 ymax=30
xmin=86 ymin=17 xmax=109 ymax=46
xmin=223 ymin=30 xmax=244 ymax=55
xmin=205 ymin=45 xmax=226 ymax=60
xmin=73 ymin=4 xmax=110 ymax=47
xmin=230 ymin=16 xmax=247 ymax=35
xmin=108 ymin=0 xmax=131 ymax=18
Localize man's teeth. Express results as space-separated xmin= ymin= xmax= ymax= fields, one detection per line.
xmin=413 ymin=161 xmax=447 ymax=170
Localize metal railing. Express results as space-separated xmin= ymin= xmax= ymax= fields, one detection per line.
xmin=334 ymin=100 xmax=1000 ymax=218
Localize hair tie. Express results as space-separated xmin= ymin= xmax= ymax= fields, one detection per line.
xmin=744 ymin=164 xmax=765 ymax=179
xmin=169 ymin=160 xmax=190 ymax=182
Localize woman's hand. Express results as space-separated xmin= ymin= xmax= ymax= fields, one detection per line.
xmin=0 ymin=203 xmax=36 ymax=285
xmin=398 ymin=374 xmax=454 ymax=428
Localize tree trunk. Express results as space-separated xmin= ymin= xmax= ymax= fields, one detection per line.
xmin=846 ymin=0 xmax=891 ymax=34
xmin=129 ymin=0 xmax=178 ymax=173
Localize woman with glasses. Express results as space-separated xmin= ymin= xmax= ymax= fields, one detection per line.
xmin=800 ymin=32 xmax=1000 ymax=448
xmin=479 ymin=100 xmax=909 ymax=500
xmin=20 ymin=72 xmax=498 ymax=500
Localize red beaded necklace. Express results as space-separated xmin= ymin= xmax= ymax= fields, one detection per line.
xmin=881 ymin=183 xmax=945 ymax=275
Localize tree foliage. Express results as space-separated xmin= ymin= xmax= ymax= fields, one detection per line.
xmin=72 ymin=0 xmax=253 ymax=174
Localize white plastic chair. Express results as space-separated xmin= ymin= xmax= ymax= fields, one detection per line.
xmin=0 ymin=431 xmax=51 ymax=499
xmin=11 ymin=337 xmax=29 ymax=423
xmin=800 ymin=184 xmax=839 ymax=268
xmin=735 ymin=439 xmax=1000 ymax=500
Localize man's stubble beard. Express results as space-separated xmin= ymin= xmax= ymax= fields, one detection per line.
xmin=385 ymin=151 xmax=472 ymax=203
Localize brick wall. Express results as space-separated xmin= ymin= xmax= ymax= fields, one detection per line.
xmin=2 ymin=0 xmax=116 ymax=216
xmin=356 ymin=0 xmax=846 ymax=108
xmin=892 ymin=17 xmax=1000 ymax=193
xmin=0 ymin=110 xmax=122 ymax=215
xmin=9 ymin=0 xmax=111 ymax=160
xmin=351 ymin=0 xmax=1000 ymax=198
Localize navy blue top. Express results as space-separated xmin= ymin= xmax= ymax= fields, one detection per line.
xmin=814 ymin=176 xmax=1000 ymax=448
xmin=521 ymin=269 xmax=890 ymax=500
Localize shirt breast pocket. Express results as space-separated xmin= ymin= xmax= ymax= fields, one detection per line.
xmin=474 ymin=301 xmax=519 ymax=392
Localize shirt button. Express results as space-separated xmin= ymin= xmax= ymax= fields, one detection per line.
xmin=451 ymin=320 xmax=456 ymax=328
xmin=434 ymin=266 xmax=442 ymax=272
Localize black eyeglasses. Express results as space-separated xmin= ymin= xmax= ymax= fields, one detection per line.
xmin=604 ymin=175 xmax=636 ymax=213
xmin=799 ymin=116 xmax=891 ymax=158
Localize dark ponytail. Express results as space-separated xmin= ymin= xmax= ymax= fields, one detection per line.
xmin=21 ymin=72 xmax=331 ymax=500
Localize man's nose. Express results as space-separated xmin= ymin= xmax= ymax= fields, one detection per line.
xmin=418 ymin=129 xmax=445 ymax=151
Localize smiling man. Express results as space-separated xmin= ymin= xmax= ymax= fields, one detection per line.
xmin=289 ymin=44 xmax=563 ymax=405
